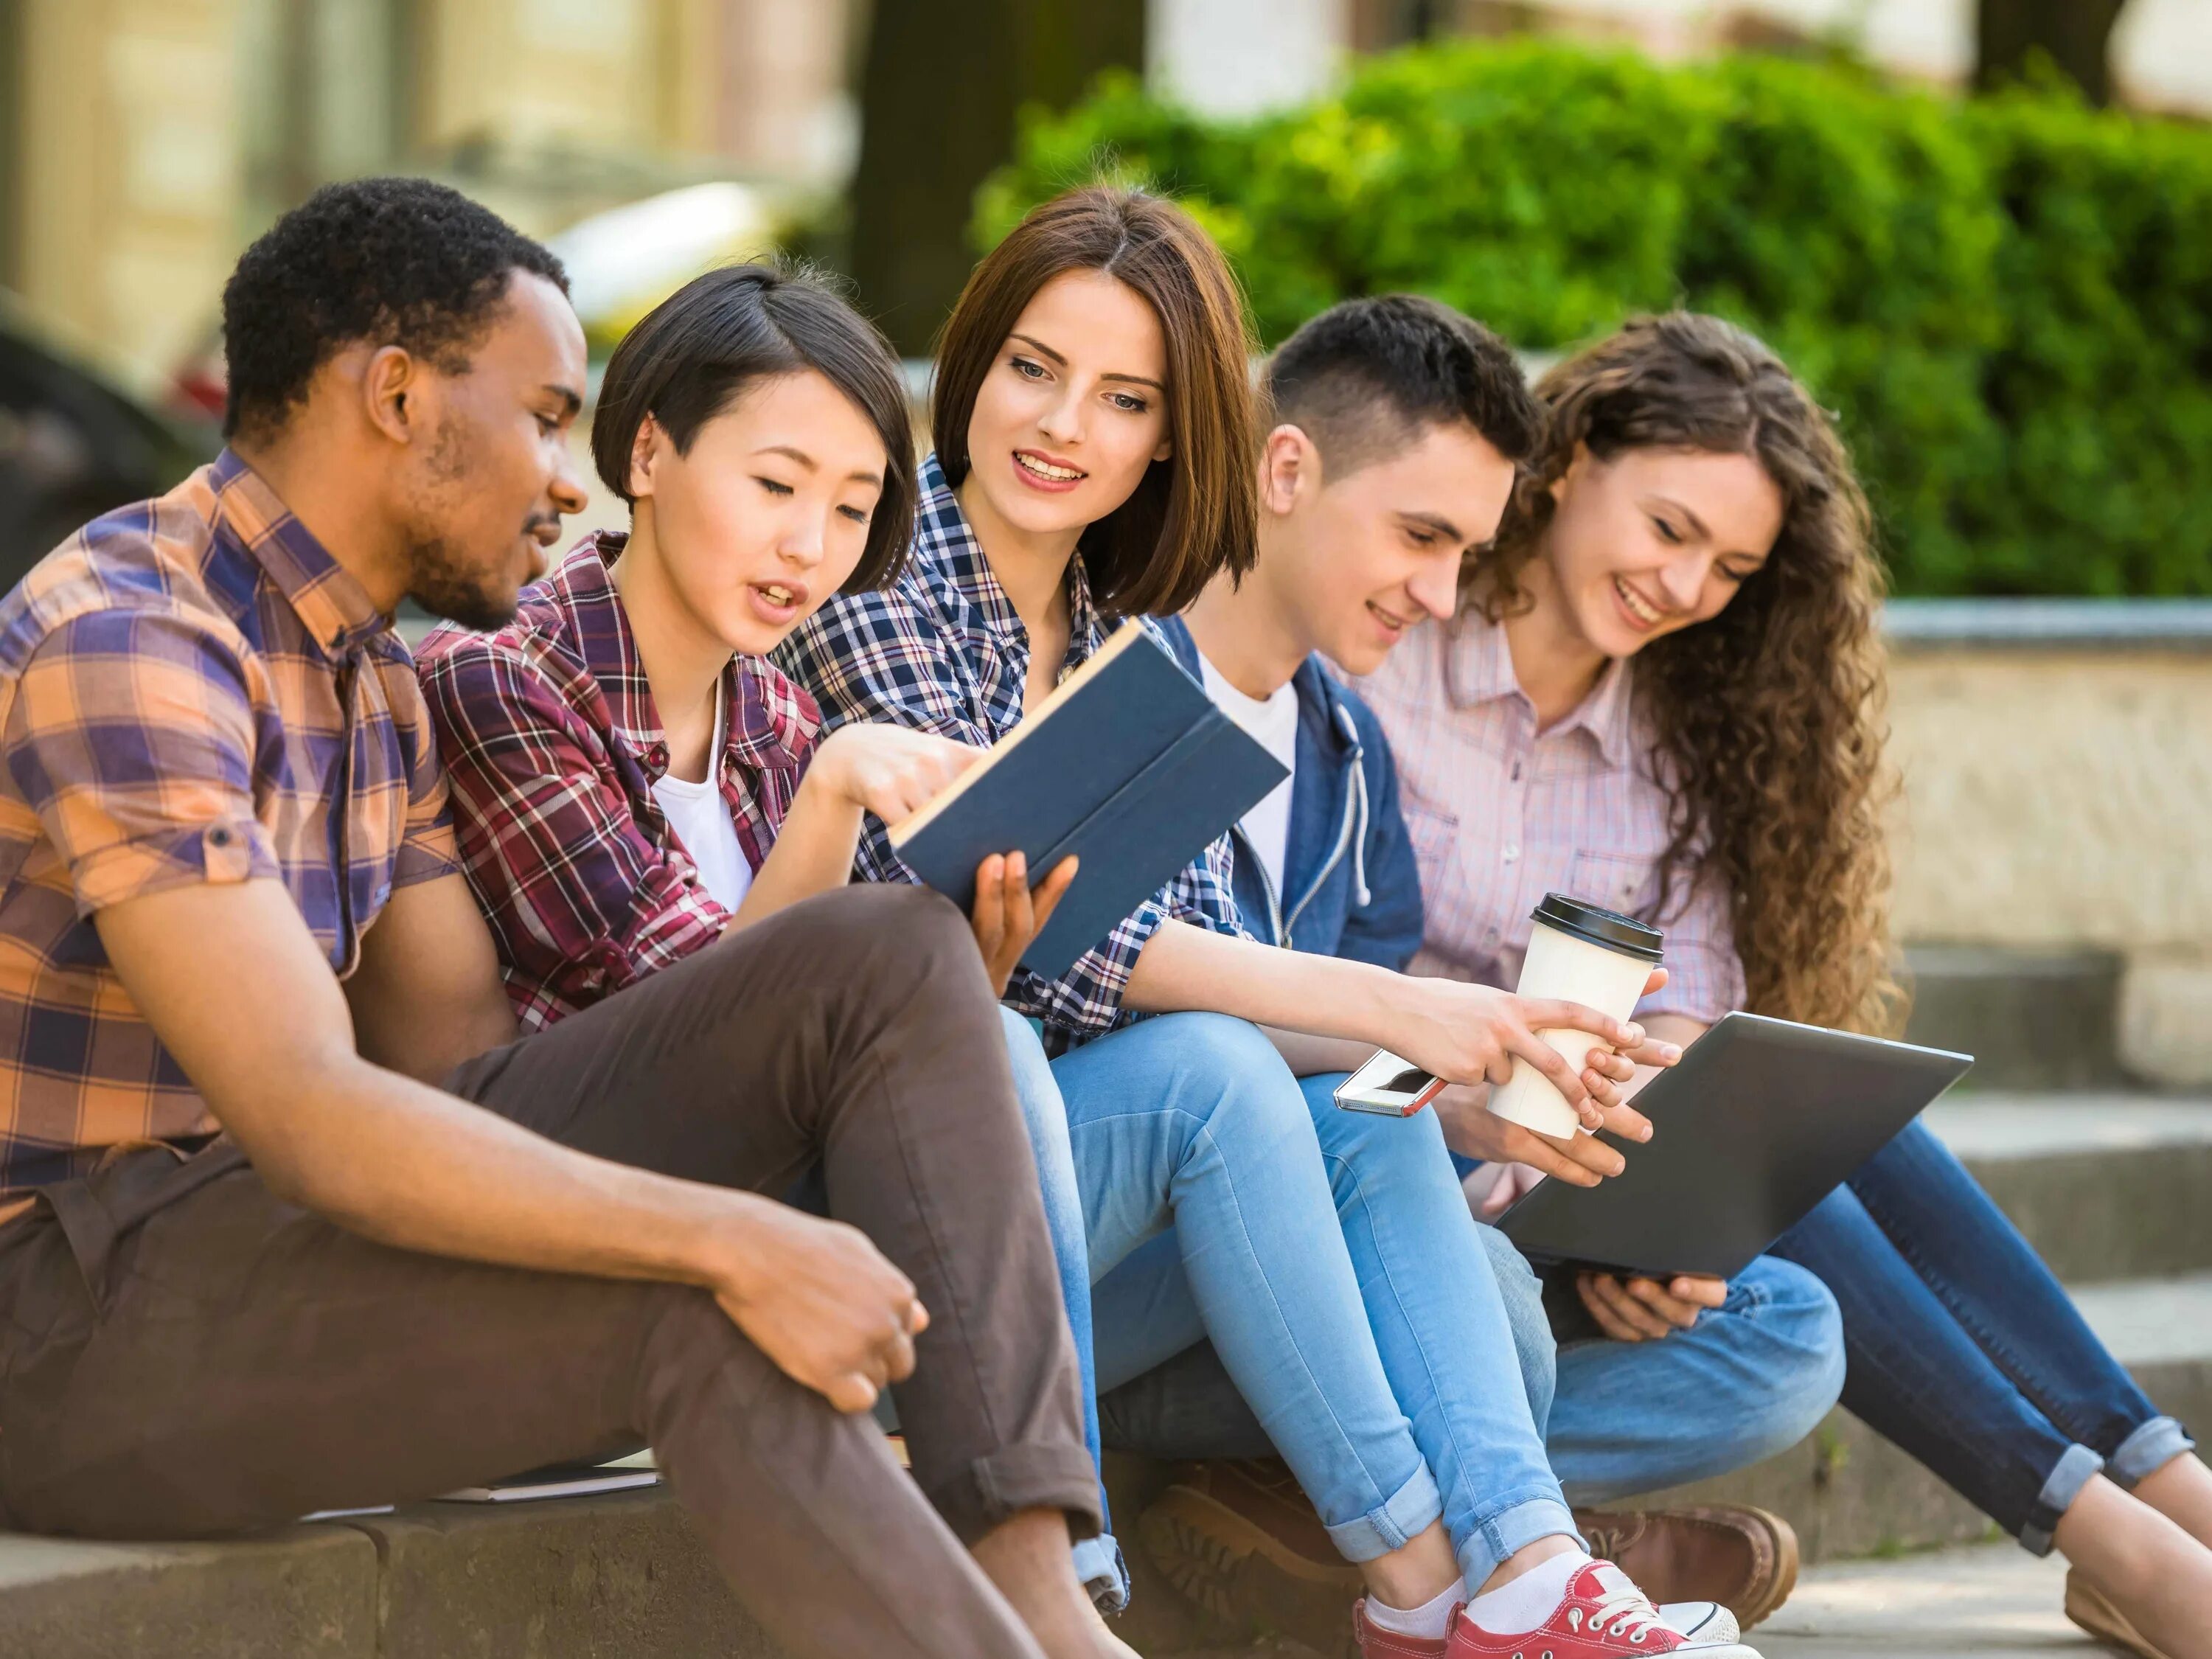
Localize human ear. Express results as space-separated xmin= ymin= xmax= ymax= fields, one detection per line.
xmin=360 ymin=346 xmax=419 ymax=445
xmin=1258 ymin=425 xmax=1311 ymax=514
xmin=1151 ymin=434 xmax=1174 ymax=465
xmin=627 ymin=413 xmax=664 ymax=501
xmin=1549 ymin=440 xmax=1594 ymax=508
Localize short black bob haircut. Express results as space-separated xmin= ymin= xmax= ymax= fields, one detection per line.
xmin=221 ymin=176 xmax=567 ymax=442
xmin=591 ymin=263 xmax=917 ymax=595
xmin=1263 ymin=293 xmax=1541 ymax=479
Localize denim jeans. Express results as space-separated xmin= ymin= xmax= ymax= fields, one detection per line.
xmin=1055 ymin=1018 xmax=1576 ymax=1587
xmin=1096 ymin=1076 xmax=1844 ymax=1508
xmin=1769 ymin=1116 xmax=2195 ymax=1555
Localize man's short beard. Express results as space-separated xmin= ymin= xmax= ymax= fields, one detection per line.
xmin=401 ymin=411 xmax=519 ymax=632
xmin=407 ymin=535 xmax=518 ymax=633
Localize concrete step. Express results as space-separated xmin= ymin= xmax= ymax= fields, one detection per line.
xmin=1755 ymin=1540 xmax=2084 ymax=1658
xmin=1928 ymin=1095 xmax=2212 ymax=1280
xmin=0 ymin=1492 xmax=773 ymax=1659
xmin=1902 ymin=945 xmax=2126 ymax=1091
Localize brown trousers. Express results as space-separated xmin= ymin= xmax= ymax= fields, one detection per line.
xmin=0 ymin=885 xmax=1096 ymax=1659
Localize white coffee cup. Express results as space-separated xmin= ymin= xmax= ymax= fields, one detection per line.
xmin=1486 ymin=892 xmax=1663 ymax=1138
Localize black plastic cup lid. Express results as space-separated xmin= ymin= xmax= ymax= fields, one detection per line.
xmin=1528 ymin=892 xmax=1664 ymax=961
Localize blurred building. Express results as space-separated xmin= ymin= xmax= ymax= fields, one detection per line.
xmin=0 ymin=0 xmax=860 ymax=387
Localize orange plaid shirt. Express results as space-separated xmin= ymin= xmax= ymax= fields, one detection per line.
xmin=0 ymin=451 xmax=459 ymax=1208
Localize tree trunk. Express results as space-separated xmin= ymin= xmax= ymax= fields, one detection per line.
xmin=850 ymin=0 xmax=1144 ymax=355
xmin=1975 ymin=0 xmax=2128 ymax=105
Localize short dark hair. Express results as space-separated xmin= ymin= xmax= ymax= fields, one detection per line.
xmin=220 ymin=177 xmax=567 ymax=442
xmin=931 ymin=187 xmax=1259 ymax=619
xmin=1263 ymin=294 xmax=1540 ymax=479
xmin=591 ymin=263 xmax=917 ymax=593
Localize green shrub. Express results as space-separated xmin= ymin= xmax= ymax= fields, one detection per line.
xmin=978 ymin=42 xmax=2212 ymax=597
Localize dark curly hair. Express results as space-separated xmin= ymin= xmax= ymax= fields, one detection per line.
xmin=1472 ymin=313 xmax=1902 ymax=1034
xmin=221 ymin=177 xmax=568 ymax=441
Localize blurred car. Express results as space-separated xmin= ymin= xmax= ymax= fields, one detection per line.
xmin=0 ymin=295 xmax=218 ymax=594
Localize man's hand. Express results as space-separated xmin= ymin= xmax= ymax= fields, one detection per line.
xmin=1576 ymin=1271 xmax=1727 ymax=1342
xmin=1385 ymin=976 xmax=1680 ymax=1127
xmin=969 ymin=851 xmax=1079 ymax=996
xmin=812 ymin=723 xmax=980 ymax=827
xmin=709 ymin=1203 xmax=930 ymax=1413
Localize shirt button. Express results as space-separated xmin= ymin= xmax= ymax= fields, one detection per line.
xmin=1502 ymin=842 xmax=1520 ymax=863
xmin=207 ymin=827 xmax=231 ymax=847
xmin=1486 ymin=927 xmax=1501 ymax=944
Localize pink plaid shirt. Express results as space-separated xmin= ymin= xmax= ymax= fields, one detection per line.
xmin=415 ymin=533 xmax=818 ymax=1032
xmin=1353 ymin=610 xmax=1745 ymax=1025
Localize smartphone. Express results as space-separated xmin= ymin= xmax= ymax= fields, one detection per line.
xmin=1333 ymin=1049 xmax=1447 ymax=1116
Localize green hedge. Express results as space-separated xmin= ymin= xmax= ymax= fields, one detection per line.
xmin=976 ymin=42 xmax=2212 ymax=597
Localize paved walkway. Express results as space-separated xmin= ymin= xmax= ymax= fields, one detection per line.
xmin=1756 ymin=1543 xmax=2104 ymax=1657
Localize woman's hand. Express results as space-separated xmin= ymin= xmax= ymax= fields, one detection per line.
xmin=809 ymin=723 xmax=981 ymax=827
xmin=1435 ymin=1078 xmax=1654 ymax=1191
xmin=1576 ymin=1271 xmax=1727 ymax=1343
xmin=1381 ymin=976 xmax=1681 ymax=1127
xmin=969 ymin=852 xmax=1079 ymax=995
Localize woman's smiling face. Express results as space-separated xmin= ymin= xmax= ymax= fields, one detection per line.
xmin=1542 ymin=442 xmax=1787 ymax=659
xmin=960 ymin=268 xmax=1174 ymax=542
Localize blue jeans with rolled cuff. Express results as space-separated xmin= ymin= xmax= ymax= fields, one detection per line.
xmin=1057 ymin=1030 xmax=1578 ymax=1590
xmin=1096 ymin=1148 xmax=1844 ymax=1509
xmin=1770 ymin=1116 xmax=2194 ymax=1555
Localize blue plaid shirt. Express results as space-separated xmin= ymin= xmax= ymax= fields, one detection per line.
xmin=776 ymin=453 xmax=1246 ymax=1043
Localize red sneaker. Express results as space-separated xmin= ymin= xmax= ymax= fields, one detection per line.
xmin=1447 ymin=1560 xmax=1763 ymax=1658
xmin=1354 ymin=1599 xmax=1452 ymax=1658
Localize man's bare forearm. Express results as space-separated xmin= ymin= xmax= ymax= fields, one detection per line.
xmin=1125 ymin=918 xmax=1397 ymax=1039
xmin=97 ymin=878 xmax=765 ymax=1295
xmin=1260 ymin=1026 xmax=1380 ymax=1077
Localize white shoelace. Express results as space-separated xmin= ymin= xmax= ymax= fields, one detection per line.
xmin=1584 ymin=1565 xmax=1673 ymax=1646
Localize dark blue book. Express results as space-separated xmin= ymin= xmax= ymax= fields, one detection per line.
xmin=890 ymin=623 xmax=1287 ymax=979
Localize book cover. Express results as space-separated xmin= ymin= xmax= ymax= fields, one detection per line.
xmin=890 ymin=623 xmax=1287 ymax=979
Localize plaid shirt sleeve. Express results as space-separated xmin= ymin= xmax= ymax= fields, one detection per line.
xmin=417 ymin=630 xmax=730 ymax=1020
xmin=4 ymin=607 xmax=283 ymax=911
xmin=386 ymin=653 xmax=462 ymax=891
xmin=779 ymin=594 xmax=1247 ymax=1040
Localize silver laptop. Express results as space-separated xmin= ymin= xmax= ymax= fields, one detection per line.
xmin=1497 ymin=1011 xmax=1972 ymax=1280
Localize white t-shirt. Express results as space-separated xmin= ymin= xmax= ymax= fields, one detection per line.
xmin=1197 ymin=650 xmax=1301 ymax=901
xmin=650 ymin=681 xmax=755 ymax=913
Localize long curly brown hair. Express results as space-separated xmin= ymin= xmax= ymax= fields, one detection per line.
xmin=1472 ymin=313 xmax=1903 ymax=1034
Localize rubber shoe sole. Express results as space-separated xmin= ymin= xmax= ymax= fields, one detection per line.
xmin=1138 ymin=1483 xmax=1361 ymax=1651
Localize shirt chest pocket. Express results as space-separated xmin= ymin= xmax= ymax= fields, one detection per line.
xmin=1568 ymin=848 xmax=1662 ymax=919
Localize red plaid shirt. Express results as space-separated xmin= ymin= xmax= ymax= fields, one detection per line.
xmin=415 ymin=533 xmax=820 ymax=1031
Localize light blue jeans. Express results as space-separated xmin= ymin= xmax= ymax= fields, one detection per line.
xmin=1053 ymin=1015 xmax=1576 ymax=1588
xmin=1093 ymin=1074 xmax=1845 ymax=1510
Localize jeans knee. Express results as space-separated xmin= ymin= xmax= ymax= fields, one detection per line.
xmin=1476 ymin=1224 xmax=1557 ymax=1425
xmin=1733 ymin=1256 xmax=1847 ymax=1457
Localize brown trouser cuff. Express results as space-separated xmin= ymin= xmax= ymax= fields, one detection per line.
xmin=925 ymin=1441 xmax=1102 ymax=1546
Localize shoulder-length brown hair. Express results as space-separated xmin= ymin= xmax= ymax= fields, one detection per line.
xmin=931 ymin=186 xmax=1258 ymax=618
xmin=1474 ymin=313 xmax=1902 ymax=1034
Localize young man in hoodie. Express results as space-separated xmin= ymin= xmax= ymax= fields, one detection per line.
xmin=1105 ymin=295 xmax=1845 ymax=1633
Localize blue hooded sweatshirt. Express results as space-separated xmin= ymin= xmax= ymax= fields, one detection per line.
xmin=1156 ymin=614 xmax=1425 ymax=971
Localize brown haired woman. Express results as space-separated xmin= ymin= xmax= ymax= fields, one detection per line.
xmin=1359 ymin=311 xmax=2212 ymax=1659
xmin=779 ymin=191 xmax=1764 ymax=1659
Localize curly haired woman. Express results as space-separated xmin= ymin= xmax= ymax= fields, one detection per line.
xmin=1357 ymin=312 xmax=2212 ymax=1659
